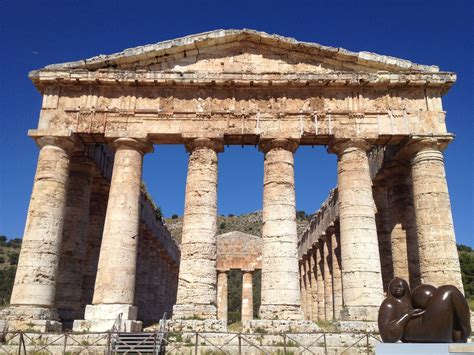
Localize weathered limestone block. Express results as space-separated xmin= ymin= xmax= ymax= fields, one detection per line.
xmin=241 ymin=270 xmax=254 ymax=322
xmin=56 ymin=157 xmax=94 ymax=323
xmin=332 ymin=139 xmax=384 ymax=321
xmin=217 ymin=270 xmax=228 ymax=322
xmin=73 ymin=138 xmax=152 ymax=332
xmin=372 ymin=182 xmax=394 ymax=291
xmin=8 ymin=136 xmax=77 ymax=327
xmin=258 ymin=138 xmax=303 ymax=320
xmin=385 ymin=162 xmax=420 ymax=288
xmin=173 ymin=138 xmax=223 ymax=320
xmin=407 ymin=139 xmax=463 ymax=291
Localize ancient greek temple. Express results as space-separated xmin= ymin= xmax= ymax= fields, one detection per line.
xmin=1 ymin=29 xmax=462 ymax=333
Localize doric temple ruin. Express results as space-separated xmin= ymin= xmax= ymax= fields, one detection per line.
xmin=1 ymin=29 xmax=462 ymax=334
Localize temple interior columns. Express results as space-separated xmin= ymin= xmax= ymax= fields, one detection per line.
xmin=216 ymin=270 xmax=229 ymax=322
xmin=372 ymin=181 xmax=394 ymax=291
xmin=258 ymin=139 xmax=303 ymax=320
xmin=55 ymin=157 xmax=95 ymax=324
xmin=241 ymin=270 xmax=254 ymax=322
xmin=80 ymin=177 xmax=109 ymax=312
xmin=333 ymin=140 xmax=384 ymax=321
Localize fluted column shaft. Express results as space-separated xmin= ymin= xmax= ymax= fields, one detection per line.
xmin=259 ymin=139 xmax=303 ymax=320
xmin=173 ymin=138 xmax=223 ymax=319
xmin=56 ymin=158 xmax=95 ymax=322
xmin=323 ymin=237 xmax=334 ymax=320
xmin=241 ymin=271 xmax=254 ymax=322
xmin=333 ymin=140 xmax=384 ymax=321
xmin=299 ymin=262 xmax=307 ymax=319
xmin=408 ymin=139 xmax=463 ymax=291
xmin=304 ymin=256 xmax=314 ymax=320
xmin=92 ymin=138 xmax=152 ymax=306
xmin=316 ymin=242 xmax=325 ymax=321
xmin=329 ymin=227 xmax=343 ymax=320
xmin=217 ymin=270 xmax=229 ymax=322
xmin=11 ymin=136 xmax=76 ymax=317
xmin=309 ymin=249 xmax=319 ymax=320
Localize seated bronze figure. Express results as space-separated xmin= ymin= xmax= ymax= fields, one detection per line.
xmin=378 ymin=277 xmax=471 ymax=343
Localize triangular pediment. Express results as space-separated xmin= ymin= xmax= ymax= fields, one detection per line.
xmin=42 ymin=29 xmax=439 ymax=74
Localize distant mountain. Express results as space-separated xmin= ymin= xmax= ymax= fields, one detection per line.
xmin=164 ymin=210 xmax=312 ymax=244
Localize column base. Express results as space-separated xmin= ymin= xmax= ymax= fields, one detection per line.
xmin=72 ymin=304 xmax=142 ymax=332
xmin=172 ymin=304 xmax=217 ymax=320
xmin=258 ymin=304 xmax=304 ymax=320
xmin=340 ymin=305 xmax=379 ymax=322
xmin=243 ymin=319 xmax=320 ymax=333
xmin=0 ymin=305 xmax=62 ymax=332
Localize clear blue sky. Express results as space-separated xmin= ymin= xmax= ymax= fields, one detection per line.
xmin=0 ymin=0 xmax=472 ymax=247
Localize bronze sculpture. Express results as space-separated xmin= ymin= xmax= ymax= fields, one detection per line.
xmin=378 ymin=277 xmax=471 ymax=343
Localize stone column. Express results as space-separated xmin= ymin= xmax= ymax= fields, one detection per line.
xmin=217 ymin=270 xmax=229 ymax=322
xmin=315 ymin=241 xmax=325 ymax=321
xmin=372 ymin=181 xmax=394 ymax=291
xmin=173 ymin=138 xmax=223 ymax=319
xmin=56 ymin=157 xmax=94 ymax=324
xmin=385 ymin=162 xmax=420 ymax=287
xmin=329 ymin=225 xmax=343 ymax=320
xmin=80 ymin=177 xmax=109 ymax=312
xmin=323 ymin=237 xmax=334 ymax=321
xmin=331 ymin=139 xmax=384 ymax=321
xmin=241 ymin=270 xmax=254 ymax=322
xmin=407 ymin=139 xmax=463 ymax=291
xmin=304 ymin=255 xmax=314 ymax=320
xmin=258 ymin=138 xmax=303 ymax=320
xmin=309 ymin=249 xmax=319 ymax=321
xmin=9 ymin=136 xmax=76 ymax=330
xmin=299 ymin=262 xmax=307 ymax=318
xmin=74 ymin=137 xmax=152 ymax=332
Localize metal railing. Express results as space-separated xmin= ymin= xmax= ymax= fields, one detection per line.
xmin=0 ymin=329 xmax=382 ymax=354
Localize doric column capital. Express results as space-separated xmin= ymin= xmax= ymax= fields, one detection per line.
xmin=113 ymin=137 xmax=153 ymax=155
xmin=241 ymin=269 xmax=255 ymax=274
xmin=259 ymin=138 xmax=299 ymax=154
xmin=35 ymin=136 xmax=80 ymax=155
xmin=185 ymin=137 xmax=224 ymax=153
xmin=328 ymin=138 xmax=373 ymax=157
xmin=217 ymin=269 xmax=230 ymax=274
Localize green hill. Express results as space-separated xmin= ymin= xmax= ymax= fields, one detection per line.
xmin=0 ymin=237 xmax=21 ymax=306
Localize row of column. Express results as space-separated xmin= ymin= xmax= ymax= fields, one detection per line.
xmin=9 ymin=137 xmax=179 ymax=331
xmin=173 ymin=138 xmax=303 ymax=321
xmin=135 ymin=231 xmax=178 ymax=325
xmin=300 ymin=138 xmax=463 ymax=321
xmin=216 ymin=269 xmax=255 ymax=323
xmin=300 ymin=226 xmax=343 ymax=321
xmin=9 ymin=134 xmax=462 ymax=330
